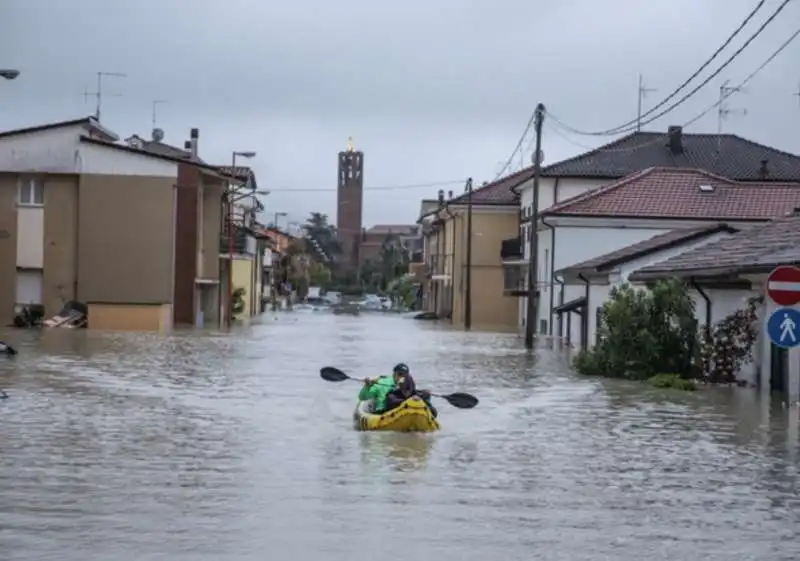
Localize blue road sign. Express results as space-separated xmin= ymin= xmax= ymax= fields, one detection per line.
xmin=767 ymin=307 xmax=800 ymax=349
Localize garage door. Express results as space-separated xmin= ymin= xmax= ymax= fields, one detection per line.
xmin=16 ymin=269 xmax=43 ymax=305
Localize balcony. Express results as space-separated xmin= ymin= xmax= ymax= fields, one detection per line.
xmin=500 ymin=236 xmax=523 ymax=262
xmin=503 ymin=264 xmax=525 ymax=296
xmin=220 ymin=227 xmax=257 ymax=256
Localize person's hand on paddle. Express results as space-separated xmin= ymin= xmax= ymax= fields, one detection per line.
xmin=418 ymin=389 xmax=431 ymax=399
xmin=363 ymin=377 xmax=374 ymax=386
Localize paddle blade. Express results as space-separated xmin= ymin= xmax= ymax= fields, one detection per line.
xmin=320 ymin=366 xmax=351 ymax=382
xmin=440 ymin=392 xmax=478 ymax=409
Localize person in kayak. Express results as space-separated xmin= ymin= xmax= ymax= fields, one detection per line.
xmin=361 ymin=363 xmax=438 ymax=418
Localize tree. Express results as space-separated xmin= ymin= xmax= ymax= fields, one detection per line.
xmin=302 ymin=212 xmax=342 ymax=260
xmin=573 ymin=280 xmax=697 ymax=380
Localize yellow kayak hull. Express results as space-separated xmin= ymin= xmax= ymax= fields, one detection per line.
xmin=353 ymin=396 xmax=440 ymax=432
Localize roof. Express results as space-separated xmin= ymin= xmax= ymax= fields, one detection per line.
xmin=537 ymin=128 xmax=800 ymax=181
xmin=542 ymin=167 xmax=800 ymax=220
xmin=365 ymin=224 xmax=419 ymax=236
xmin=0 ymin=116 xmax=119 ymax=142
xmin=555 ymin=224 xmax=739 ymax=278
xmin=218 ymin=165 xmax=258 ymax=190
xmin=628 ymin=213 xmax=800 ymax=280
xmin=447 ymin=171 xmax=525 ymax=206
xmin=79 ymin=136 xmax=225 ymax=174
xmin=124 ymin=134 xmax=204 ymax=162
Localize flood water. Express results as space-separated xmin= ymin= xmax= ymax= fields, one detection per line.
xmin=1 ymin=312 xmax=800 ymax=560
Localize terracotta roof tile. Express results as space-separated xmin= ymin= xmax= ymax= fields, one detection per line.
xmin=556 ymin=224 xmax=739 ymax=276
xmin=538 ymin=129 xmax=800 ymax=181
xmin=629 ymin=213 xmax=800 ymax=279
xmin=543 ymin=167 xmax=800 ymax=220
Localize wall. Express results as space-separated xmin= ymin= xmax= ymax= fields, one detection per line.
xmin=518 ymin=176 xmax=607 ymax=217
xmin=201 ymin=181 xmax=224 ymax=281
xmin=88 ymin=302 xmax=173 ymax=332
xmin=231 ymin=258 xmax=254 ymax=318
xmin=0 ymin=175 xmax=17 ymax=319
xmin=0 ymin=125 xmax=84 ymax=173
xmin=451 ymin=209 xmax=519 ymax=330
xmin=77 ymin=173 xmax=176 ymax=305
xmin=43 ymin=175 xmax=79 ymax=314
xmin=174 ymin=163 xmax=199 ymax=324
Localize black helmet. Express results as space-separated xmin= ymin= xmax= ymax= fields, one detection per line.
xmin=393 ymin=363 xmax=409 ymax=376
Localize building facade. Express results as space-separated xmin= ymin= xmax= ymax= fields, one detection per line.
xmin=336 ymin=141 xmax=364 ymax=269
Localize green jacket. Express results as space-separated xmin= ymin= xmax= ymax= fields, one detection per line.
xmin=358 ymin=376 xmax=396 ymax=412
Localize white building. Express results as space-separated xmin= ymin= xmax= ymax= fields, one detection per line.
xmin=509 ymin=125 xmax=800 ymax=334
xmin=629 ymin=213 xmax=800 ymax=400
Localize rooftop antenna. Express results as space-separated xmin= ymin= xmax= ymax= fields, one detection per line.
xmin=151 ymin=99 xmax=168 ymax=130
xmin=636 ymin=73 xmax=657 ymax=131
xmin=83 ymin=71 xmax=127 ymax=122
xmin=717 ymin=79 xmax=747 ymax=135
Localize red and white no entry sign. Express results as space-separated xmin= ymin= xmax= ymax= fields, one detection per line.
xmin=766 ymin=265 xmax=800 ymax=306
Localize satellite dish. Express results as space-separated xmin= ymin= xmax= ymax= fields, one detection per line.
xmin=531 ymin=149 xmax=545 ymax=165
xmin=151 ymin=128 xmax=165 ymax=142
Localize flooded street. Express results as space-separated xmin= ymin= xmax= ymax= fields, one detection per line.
xmin=1 ymin=313 xmax=800 ymax=560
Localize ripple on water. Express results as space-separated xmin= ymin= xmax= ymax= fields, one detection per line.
xmin=1 ymin=315 xmax=800 ymax=560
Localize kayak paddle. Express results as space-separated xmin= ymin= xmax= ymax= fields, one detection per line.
xmin=320 ymin=366 xmax=479 ymax=409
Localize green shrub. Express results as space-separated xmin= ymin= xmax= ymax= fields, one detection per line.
xmin=648 ymin=373 xmax=698 ymax=391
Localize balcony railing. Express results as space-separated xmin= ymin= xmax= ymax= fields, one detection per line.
xmin=500 ymin=236 xmax=523 ymax=261
xmin=220 ymin=228 xmax=256 ymax=255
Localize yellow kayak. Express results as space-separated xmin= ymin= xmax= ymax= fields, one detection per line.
xmin=353 ymin=396 xmax=440 ymax=432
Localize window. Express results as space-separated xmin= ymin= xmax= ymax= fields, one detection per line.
xmin=18 ymin=177 xmax=44 ymax=206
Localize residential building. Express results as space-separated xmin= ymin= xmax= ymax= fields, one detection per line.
xmin=508 ymin=125 xmax=800 ymax=333
xmin=543 ymin=167 xmax=800 ymax=347
xmin=216 ymin=174 xmax=265 ymax=320
xmin=125 ymin=128 xmax=227 ymax=328
xmin=417 ymin=180 xmax=519 ymax=330
xmin=0 ymin=116 xmax=230 ymax=331
xmin=628 ymin=211 xmax=800 ymax=400
xmin=359 ymin=224 xmax=421 ymax=265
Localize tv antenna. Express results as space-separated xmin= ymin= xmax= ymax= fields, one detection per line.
xmin=636 ymin=74 xmax=657 ymax=131
xmin=151 ymin=99 xmax=168 ymax=130
xmin=83 ymin=71 xmax=126 ymax=122
xmin=717 ymin=79 xmax=747 ymax=134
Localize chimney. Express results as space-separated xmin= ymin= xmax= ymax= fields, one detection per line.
xmin=447 ymin=190 xmax=453 ymax=199
xmin=437 ymin=189 xmax=444 ymax=205
xmin=189 ymin=128 xmax=199 ymax=159
xmin=758 ymin=159 xmax=769 ymax=179
xmin=667 ymin=126 xmax=683 ymax=154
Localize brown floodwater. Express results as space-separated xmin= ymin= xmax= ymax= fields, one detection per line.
xmin=0 ymin=312 xmax=799 ymax=560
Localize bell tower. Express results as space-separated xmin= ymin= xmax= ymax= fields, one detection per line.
xmin=336 ymin=137 xmax=364 ymax=268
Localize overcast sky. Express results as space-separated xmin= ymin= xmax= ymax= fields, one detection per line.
xmin=1 ymin=0 xmax=798 ymax=227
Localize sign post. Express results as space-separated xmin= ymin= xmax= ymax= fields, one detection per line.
xmin=766 ymin=266 xmax=800 ymax=349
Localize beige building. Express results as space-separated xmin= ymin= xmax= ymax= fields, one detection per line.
xmin=0 ymin=117 xmax=228 ymax=331
xmin=417 ymin=179 xmax=519 ymax=330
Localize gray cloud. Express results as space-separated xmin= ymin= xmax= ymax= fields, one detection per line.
xmin=2 ymin=0 xmax=798 ymax=225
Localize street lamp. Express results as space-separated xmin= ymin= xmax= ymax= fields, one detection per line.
xmin=0 ymin=69 xmax=19 ymax=80
xmin=226 ymin=150 xmax=257 ymax=329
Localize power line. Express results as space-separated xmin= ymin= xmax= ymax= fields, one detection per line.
xmin=267 ymin=179 xmax=466 ymax=193
xmin=546 ymin=25 xmax=800 ymax=151
xmin=493 ymin=110 xmax=537 ymax=180
xmin=550 ymin=0 xmax=791 ymax=136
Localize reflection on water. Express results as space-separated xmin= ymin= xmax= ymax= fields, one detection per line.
xmin=1 ymin=314 xmax=800 ymax=560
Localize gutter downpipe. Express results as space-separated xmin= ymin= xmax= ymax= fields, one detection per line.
xmin=577 ymin=273 xmax=590 ymax=349
xmin=442 ymin=204 xmax=457 ymax=323
xmin=690 ymin=276 xmax=712 ymax=340
xmin=541 ymin=215 xmax=557 ymax=336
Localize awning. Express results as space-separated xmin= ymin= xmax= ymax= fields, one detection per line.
xmin=554 ymin=296 xmax=587 ymax=314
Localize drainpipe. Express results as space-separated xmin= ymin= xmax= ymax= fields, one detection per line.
xmin=442 ymin=204 xmax=457 ymax=324
xmin=690 ymin=276 xmax=712 ymax=339
xmin=464 ymin=178 xmax=473 ymax=330
xmin=541 ymin=215 xmax=557 ymax=336
xmin=577 ymin=273 xmax=590 ymax=349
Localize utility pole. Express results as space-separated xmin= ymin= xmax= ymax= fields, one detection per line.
xmin=524 ymin=103 xmax=545 ymax=350
xmin=464 ymin=177 xmax=473 ymax=331
xmin=717 ymin=79 xmax=747 ymax=134
xmin=151 ymin=99 xmax=168 ymax=130
xmin=636 ymin=74 xmax=656 ymax=131
xmin=84 ymin=71 xmax=126 ymax=121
